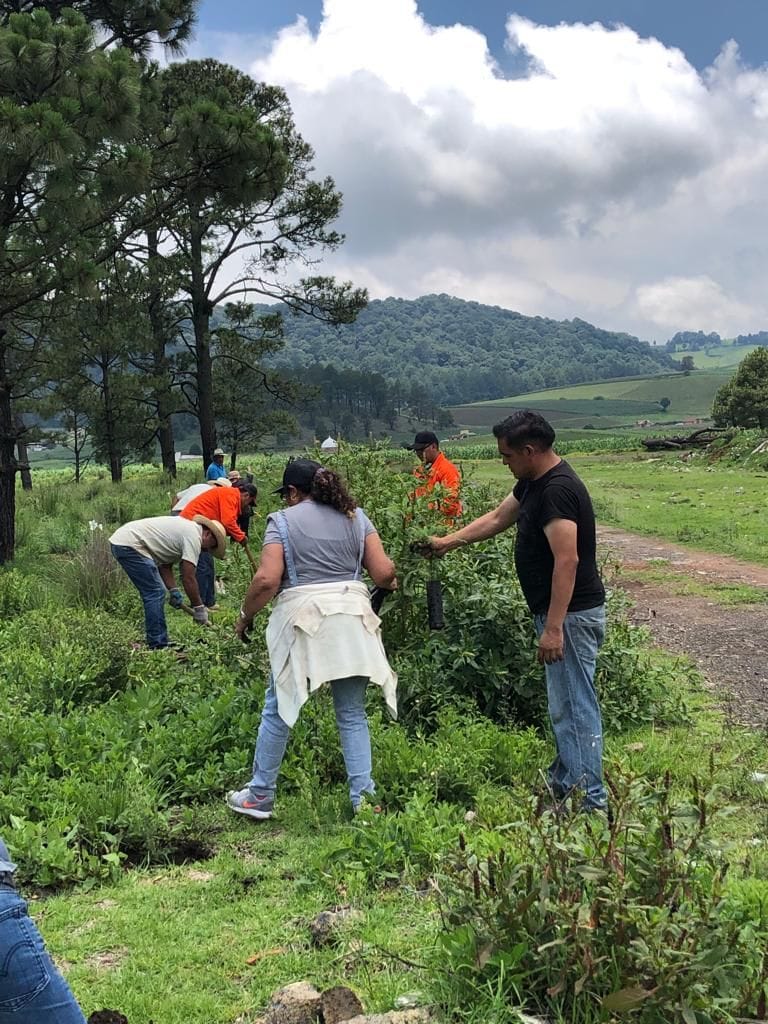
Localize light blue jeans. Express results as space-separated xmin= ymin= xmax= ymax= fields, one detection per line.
xmin=110 ymin=543 xmax=168 ymax=649
xmin=249 ymin=676 xmax=374 ymax=808
xmin=0 ymin=888 xmax=86 ymax=1022
xmin=534 ymin=605 xmax=607 ymax=810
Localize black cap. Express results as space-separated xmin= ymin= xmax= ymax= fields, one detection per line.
xmin=272 ymin=458 xmax=322 ymax=496
xmin=406 ymin=430 xmax=439 ymax=451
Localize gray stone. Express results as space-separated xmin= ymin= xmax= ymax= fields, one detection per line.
xmin=308 ymin=906 xmax=362 ymax=947
xmin=259 ymin=981 xmax=322 ymax=1024
xmin=341 ymin=1011 xmax=432 ymax=1024
xmin=320 ymin=986 xmax=365 ymax=1024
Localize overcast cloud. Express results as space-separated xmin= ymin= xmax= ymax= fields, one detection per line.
xmin=199 ymin=0 xmax=768 ymax=341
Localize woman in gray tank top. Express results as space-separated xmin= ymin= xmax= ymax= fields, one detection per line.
xmin=227 ymin=459 xmax=398 ymax=819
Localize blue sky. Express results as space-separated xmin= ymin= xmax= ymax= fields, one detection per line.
xmin=182 ymin=1 xmax=768 ymax=341
xmin=194 ymin=1 xmax=768 ymax=73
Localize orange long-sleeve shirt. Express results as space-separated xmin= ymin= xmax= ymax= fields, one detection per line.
xmin=413 ymin=450 xmax=462 ymax=521
xmin=180 ymin=487 xmax=245 ymax=543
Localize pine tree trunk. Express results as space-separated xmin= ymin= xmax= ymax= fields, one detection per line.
xmin=190 ymin=213 xmax=216 ymax=465
xmin=14 ymin=414 xmax=31 ymax=490
xmin=0 ymin=344 xmax=17 ymax=564
xmin=147 ymin=226 xmax=177 ymax=477
xmin=101 ymin=355 xmax=122 ymax=483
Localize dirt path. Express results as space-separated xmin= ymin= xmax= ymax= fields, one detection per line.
xmin=597 ymin=526 xmax=768 ymax=729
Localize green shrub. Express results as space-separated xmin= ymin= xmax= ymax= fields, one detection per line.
xmin=0 ymin=610 xmax=136 ymax=709
xmin=0 ymin=567 xmax=41 ymax=617
xmin=437 ymin=767 xmax=768 ymax=1022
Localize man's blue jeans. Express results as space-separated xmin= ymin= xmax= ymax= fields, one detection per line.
xmin=196 ymin=550 xmax=215 ymax=608
xmin=534 ymin=605 xmax=607 ymax=810
xmin=249 ymin=676 xmax=375 ymax=808
xmin=110 ymin=543 xmax=168 ymax=649
xmin=0 ymin=887 xmax=86 ymax=1022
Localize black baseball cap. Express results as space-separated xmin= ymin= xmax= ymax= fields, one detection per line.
xmin=273 ymin=458 xmax=322 ymax=496
xmin=406 ymin=430 xmax=439 ymax=451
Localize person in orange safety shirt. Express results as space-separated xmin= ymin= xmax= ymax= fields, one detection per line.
xmin=408 ymin=430 xmax=462 ymax=523
xmin=180 ymin=481 xmax=258 ymax=608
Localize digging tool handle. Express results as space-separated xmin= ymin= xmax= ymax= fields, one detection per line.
xmin=242 ymin=540 xmax=259 ymax=575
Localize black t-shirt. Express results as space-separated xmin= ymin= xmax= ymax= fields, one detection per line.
xmin=512 ymin=460 xmax=605 ymax=615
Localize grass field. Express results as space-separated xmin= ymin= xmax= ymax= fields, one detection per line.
xmin=7 ymin=446 xmax=768 ymax=1022
xmin=450 ymin=343 xmax=765 ymax=433
xmin=466 ymin=450 xmax=768 ymax=564
xmin=451 ymin=366 xmax=738 ymax=431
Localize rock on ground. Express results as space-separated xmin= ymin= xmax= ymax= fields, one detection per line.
xmin=342 ymin=1011 xmax=432 ymax=1024
xmin=321 ymin=986 xmax=365 ymax=1024
xmin=256 ymin=981 xmax=322 ymax=1024
xmin=308 ymin=906 xmax=363 ymax=947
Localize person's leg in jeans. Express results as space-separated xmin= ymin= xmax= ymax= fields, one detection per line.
xmin=247 ymin=676 xmax=374 ymax=807
xmin=195 ymin=550 xmax=215 ymax=608
xmin=0 ymin=888 xmax=87 ymax=1023
xmin=110 ymin=543 xmax=168 ymax=648
xmin=331 ymin=676 xmax=375 ymax=808
xmin=535 ymin=607 xmax=606 ymax=810
xmin=248 ymin=675 xmax=291 ymax=800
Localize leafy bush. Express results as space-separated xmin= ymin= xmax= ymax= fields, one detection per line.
xmin=0 ymin=567 xmax=41 ymax=617
xmin=0 ymin=610 xmax=136 ymax=709
xmin=437 ymin=767 xmax=768 ymax=1023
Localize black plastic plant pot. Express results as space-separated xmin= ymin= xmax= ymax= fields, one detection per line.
xmin=426 ymin=579 xmax=444 ymax=630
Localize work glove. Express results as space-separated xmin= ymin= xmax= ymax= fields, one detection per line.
xmin=168 ymin=588 xmax=184 ymax=609
xmin=192 ymin=605 xmax=209 ymax=625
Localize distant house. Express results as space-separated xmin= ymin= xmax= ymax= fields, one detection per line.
xmin=321 ymin=436 xmax=339 ymax=453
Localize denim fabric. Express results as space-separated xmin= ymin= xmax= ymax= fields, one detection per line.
xmin=0 ymin=839 xmax=14 ymax=875
xmin=196 ymin=550 xmax=215 ymax=607
xmin=0 ymin=890 xmax=86 ymax=1022
xmin=534 ymin=605 xmax=606 ymax=810
xmin=249 ymin=676 xmax=374 ymax=807
xmin=110 ymin=543 xmax=168 ymax=649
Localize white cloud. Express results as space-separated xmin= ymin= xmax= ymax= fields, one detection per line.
xmin=201 ymin=0 xmax=768 ymax=340
xmin=633 ymin=276 xmax=756 ymax=336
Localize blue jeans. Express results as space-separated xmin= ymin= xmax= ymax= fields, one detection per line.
xmin=110 ymin=543 xmax=168 ymax=649
xmin=249 ymin=676 xmax=374 ymax=808
xmin=196 ymin=550 xmax=215 ymax=608
xmin=0 ymin=888 xmax=86 ymax=1022
xmin=534 ymin=605 xmax=606 ymax=810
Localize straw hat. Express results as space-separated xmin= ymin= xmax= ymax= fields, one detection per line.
xmin=193 ymin=515 xmax=227 ymax=559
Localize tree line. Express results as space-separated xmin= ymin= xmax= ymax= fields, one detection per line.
xmin=260 ymin=294 xmax=678 ymax=405
xmin=0 ymin=0 xmax=368 ymax=563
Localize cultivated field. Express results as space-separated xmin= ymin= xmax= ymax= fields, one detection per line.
xmin=450 ymin=359 xmax=750 ymax=432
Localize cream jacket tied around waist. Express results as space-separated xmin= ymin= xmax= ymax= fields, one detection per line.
xmin=265 ymin=579 xmax=398 ymax=727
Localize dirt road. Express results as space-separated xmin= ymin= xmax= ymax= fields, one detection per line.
xmin=597 ymin=526 xmax=768 ymax=729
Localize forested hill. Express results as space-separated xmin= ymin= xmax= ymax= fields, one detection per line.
xmin=266 ymin=294 xmax=676 ymax=405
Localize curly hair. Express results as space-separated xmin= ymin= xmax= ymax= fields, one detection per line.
xmin=310 ymin=467 xmax=357 ymax=518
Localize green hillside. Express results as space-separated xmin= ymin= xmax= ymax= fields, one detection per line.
xmin=265 ymin=294 xmax=676 ymax=405
xmin=452 ymin=365 xmax=741 ymax=432
xmin=675 ymin=343 xmax=761 ymax=369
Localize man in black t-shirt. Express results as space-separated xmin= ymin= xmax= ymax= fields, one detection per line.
xmin=428 ymin=410 xmax=607 ymax=812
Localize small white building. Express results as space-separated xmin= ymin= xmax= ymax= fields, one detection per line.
xmin=320 ymin=436 xmax=338 ymax=453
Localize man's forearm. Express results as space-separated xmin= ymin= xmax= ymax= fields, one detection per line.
xmin=440 ymin=508 xmax=508 ymax=550
xmin=158 ymin=565 xmax=176 ymax=590
xmin=180 ymin=563 xmax=203 ymax=606
xmin=545 ymin=558 xmax=578 ymax=628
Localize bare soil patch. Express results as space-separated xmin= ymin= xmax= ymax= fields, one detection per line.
xmin=598 ymin=526 xmax=768 ymax=729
